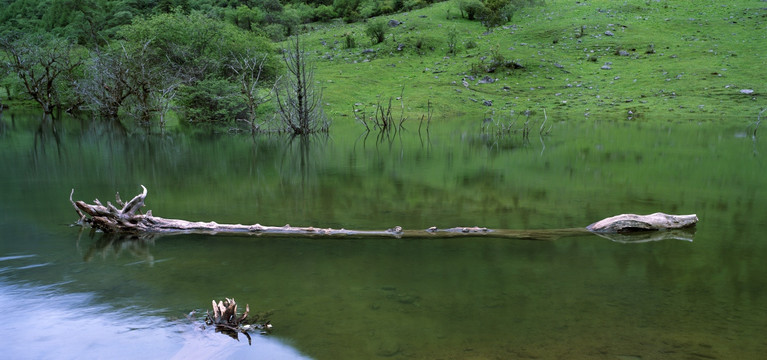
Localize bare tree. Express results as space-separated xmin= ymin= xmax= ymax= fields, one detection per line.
xmin=0 ymin=60 xmax=9 ymax=108
xmin=77 ymin=44 xmax=134 ymax=120
xmin=228 ymin=51 xmax=277 ymax=133
xmin=0 ymin=33 xmax=82 ymax=115
xmin=124 ymin=39 xmax=169 ymax=124
xmin=77 ymin=40 xmax=183 ymax=125
xmin=152 ymin=80 xmax=180 ymax=128
xmin=275 ymin=36 xmax=329 ymax=134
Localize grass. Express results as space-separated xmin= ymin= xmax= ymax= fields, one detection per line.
xmin=294 ymin=0 xmax=766 ymax=127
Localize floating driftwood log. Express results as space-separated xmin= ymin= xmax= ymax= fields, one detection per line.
xmin=70 ymin=185 xmax=698 ymax=242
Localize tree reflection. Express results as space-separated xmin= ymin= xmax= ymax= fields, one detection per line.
xmin=32 ymin=113 xmax=63 ymax=164
xmin=78 ymin=228 xmax=157 ymax=265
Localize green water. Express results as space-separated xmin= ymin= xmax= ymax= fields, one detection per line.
xmin=1 ymin=110 xmax=765 ymax=359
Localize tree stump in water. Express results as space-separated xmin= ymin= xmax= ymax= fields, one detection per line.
xmin=70 ymin=186 xmax=698 ymax=241
xmin=204 ymin=298 xmax=272 ymax=344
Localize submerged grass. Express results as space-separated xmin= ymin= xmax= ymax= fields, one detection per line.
xmin=297 ymin=0 xmax=766 ymax=126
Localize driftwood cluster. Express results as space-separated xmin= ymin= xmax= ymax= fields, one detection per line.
xmin=205 ymin=298 xmax=272 ymax=343
xmin=70 ymin=185 xmax=698 ymax=242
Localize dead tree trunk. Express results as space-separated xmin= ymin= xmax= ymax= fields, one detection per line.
xmin=70 ymin=186 xmax=698 ymax=242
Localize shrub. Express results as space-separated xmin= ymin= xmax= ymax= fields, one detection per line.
xmin=447 ymin=26 xmax=458 ymax=55
xmin=469 ymin=48 xmax=523 ymax=74
xmin=177 ymin=78 xmax=245 ymax=124
xmin=264 ymin=23 xmax=288 ymax=41
xmin=365 ymin=19 xmax=387 ymax=44
xmin=405 ymin=33 xmax=438 ymax=54
xmin=344 ymin=33 xmax=357 ymax=49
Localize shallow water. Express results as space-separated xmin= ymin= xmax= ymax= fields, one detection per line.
xmin=1 ymin=111 xmax=766 ymax=359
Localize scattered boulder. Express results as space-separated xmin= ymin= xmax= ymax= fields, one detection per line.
xmin=478 ymin=76 xmax=496 ymax=84
xmin=605 ymin=30 xmax=614 ymax=36
xmin=388 ymin=19 xmax=401 ymax=27
xmin=361 ymin=49 xmax=376 ymax=54
xmin=740 ymin=89 xmax=754 ymax=94
xmin=483 ymin=100 xmax=493 ymax=106
xmin=618 ymin=50 xmax=630 ymax=56
xmin=601 ymin=63 xmax=612 ymax=70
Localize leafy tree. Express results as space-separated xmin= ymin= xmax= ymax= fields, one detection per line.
xmin=157 ymin=0 xmax=190 ymax=13
xmin=455 ymin=0 xmax=486 ymax=21
xmin=97 ymin=9 xmax=278 ymax=124
xmin=333 ymin=0 xmax=361 ymax=22
xmin=313 ymin=4 xmax=337 ymax=22
xmin=0 ymin=0 xmax=48 ymax=35
xmin=481 ymin=0 xmax=514 ymax=28
xmin=119 ymin=10 xmax=273 ymax=81
xmin=230 ymin=5 xmax=263 ymax=31
xmin=280 ymin=4 xmax=304 ymax=36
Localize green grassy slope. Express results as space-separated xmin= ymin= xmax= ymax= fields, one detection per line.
xmin=297 ymin=0 xmax=766 ymax=125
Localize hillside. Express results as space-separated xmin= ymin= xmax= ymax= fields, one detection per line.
xmin=299 ymin=0 xmax=766 ymax=125
xmin=1 ymin=0 xmax=764 ymax=129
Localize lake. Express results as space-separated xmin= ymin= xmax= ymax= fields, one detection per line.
xmin=1 ymin=110 xmax=765 ymax=359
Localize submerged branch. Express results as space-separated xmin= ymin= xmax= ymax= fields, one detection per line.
xmin=71 ymin=186 xmax=699 ymax=242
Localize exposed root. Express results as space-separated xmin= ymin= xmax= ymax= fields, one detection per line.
xmin=204 ymin=298 xmax=272 ymax=343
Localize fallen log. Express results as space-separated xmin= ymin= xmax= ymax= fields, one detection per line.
xmin=586 ymin=212 xmax=699 ymax=232
xmin=70 ymin=186 xmax=698 ymax=241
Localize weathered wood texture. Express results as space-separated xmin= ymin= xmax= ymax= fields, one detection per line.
xmin=70 ymin=186 xmax=698 ymax=241
xmin=204 ymin=298 xmax=272 ymax=344
xmin=586 ymin=212 xmax=699 ymax=232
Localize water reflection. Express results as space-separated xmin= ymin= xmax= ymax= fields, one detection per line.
xmin=1 ymin=110 xmax=766 ymax=359
xmin=0 ymin=110 xmax=8 ymax=137
xmin=595 ymin=227 xmax=696 ymax=243
xmin=32 ymin=113 xmax=63 ymax=161
xmin=77 ymin=229 xmax=157 ymax=264
xmin=0 ymin=278 xmax=310 ymax=360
